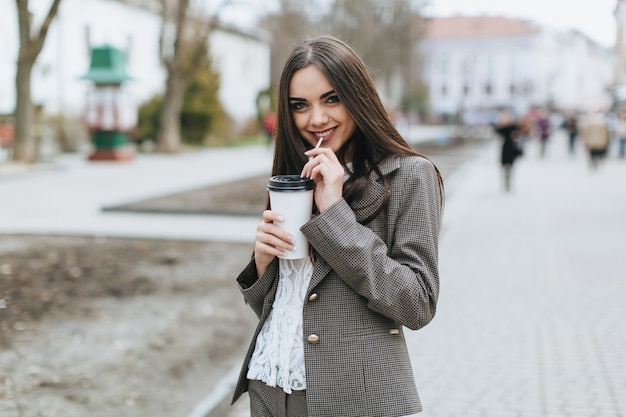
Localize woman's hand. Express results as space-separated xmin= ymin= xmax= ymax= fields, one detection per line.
xmin=254 ymin=210 xmax=295 ymax=277
xmin=301 ymin=147 xmax=344 ymax=212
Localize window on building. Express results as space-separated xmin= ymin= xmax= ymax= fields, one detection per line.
xmin=524 ymin=81 xmax=533 ymax=94
xmin=441 ymin=85 xmax=447 ymax=96
xmin=463 ymin=85 xmax=470 ymax=96
xmin=486 ymin=55 xmax=495 ymax=74
xmin=462 ymin=58 xmax=474 ymax=76
xmin=484 ymin=84 xmax=492 ymax=95
xmin=439 ymin=56 xmax=448 ymax=74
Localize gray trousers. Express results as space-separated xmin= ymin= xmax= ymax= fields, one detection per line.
xmin=248 ymin=379 xmax=307 ymax=417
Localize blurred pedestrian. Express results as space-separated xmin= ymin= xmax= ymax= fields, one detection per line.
xmin=494 ymin=109 xmax=522 ymax=191
xmin=262 ymin=111 xmax=277 ymax=146
xmin=616 ymin=110 xmax=626 ymax=159
xmin=606 ymin=111 xmax=618 ymax=145
xmin=537 ymin=109 xmax=551 ymax=158
xmin=579 ymin=111 xmax=610 ymax=169
xmin=231 ymin=35 xmax=444 ymax=417
xmin=517 ymin=111 xmax=533 ymax=151
xmin=564 ymin=113 xmax=579 ymax=155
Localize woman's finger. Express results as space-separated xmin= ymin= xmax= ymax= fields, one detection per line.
xmin=305 ymin=146 xmax=340 ymax=162
xmin=301 ymin=152 xmax=342 ymax=179
xmin=255 ymin=235 xmax=289 ymax=258
xmin=256 ymin=210 xmax=296 ymax=252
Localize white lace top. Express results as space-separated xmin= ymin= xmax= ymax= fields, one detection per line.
xmin=247 ymin=257 xmax=313 ymax=393
xmin=247 ymin=164 xmax=351 ymax=394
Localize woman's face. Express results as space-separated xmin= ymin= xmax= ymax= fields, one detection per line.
xmin=288 ymin=65 xmax=356 ymax=154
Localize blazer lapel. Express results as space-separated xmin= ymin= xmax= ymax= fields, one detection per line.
xmin=308 ymin=257 xmax=331 ymax=292
xmin=352 ymin=155 xmax=400 ymax=223
xmin=306 ymin=155 xmax=401 ymax=291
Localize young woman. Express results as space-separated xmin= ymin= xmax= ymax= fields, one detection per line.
xmin=232 ymin=35 xmax=444 ymax=417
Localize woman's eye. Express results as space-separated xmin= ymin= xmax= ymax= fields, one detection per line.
xmin=327 ymin=95 xmax=340 ymax=104
xmin=290 ymin=102 xmax=307 ymax=111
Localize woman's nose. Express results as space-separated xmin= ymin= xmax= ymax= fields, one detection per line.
xmin=310 ymin=105 xmax=328 ymax=126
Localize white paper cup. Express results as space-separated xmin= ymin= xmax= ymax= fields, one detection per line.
xmin=267 ymin=175 xmax=315 ymax=259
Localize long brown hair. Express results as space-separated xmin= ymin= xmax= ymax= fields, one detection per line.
xmin=272 ymin=35 xmax=443 ymax=221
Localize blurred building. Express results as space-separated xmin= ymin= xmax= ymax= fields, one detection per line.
xmin=613 ymin=0 xmax=626 ymax=103
xmin=420 ymin=16 xmax=613 ymax=123
xmin=0 ymin=0 xmax=270 ymax=130
xmin=209 ymin=25 xmax=271 ymax=127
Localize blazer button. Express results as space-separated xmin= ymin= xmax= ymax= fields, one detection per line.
xmin=307 ymin=334 xmax=320 ymax=343
xmin=308 ymin=293 xmax=318 ymax=301
xmin=389 ymin=329 xmax=400 ymax=335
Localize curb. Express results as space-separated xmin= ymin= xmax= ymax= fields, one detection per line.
xmin=184 ymin=364 xmax=240 ymax=417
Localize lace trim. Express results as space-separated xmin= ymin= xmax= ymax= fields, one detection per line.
xmin=247 ymin=258 xmax=313 ymax=394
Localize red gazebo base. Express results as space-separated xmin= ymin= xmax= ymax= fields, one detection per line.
xmin=88 ymin=147 xmax=135 ymax=161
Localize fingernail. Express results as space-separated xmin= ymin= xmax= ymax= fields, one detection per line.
xmin=287 ymin=235 xmax=295 ymax=242
xmin=277 ymin=215 xmax=284 ymax=221
xmin=290 ymin=245 xmax=296 ymax=252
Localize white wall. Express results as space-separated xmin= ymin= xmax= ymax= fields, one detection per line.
xmin=209 ymin=28 xmax=271 ymax=125
xmin=1 ymin=0 xmax=270 ymax=127
xmin=0 ymin=0 xmax=21 ymax=114
xmin=1 ymin=0 xmax=164 ymax=117
xmin=421 ymin=25 xmax=613 ymax=121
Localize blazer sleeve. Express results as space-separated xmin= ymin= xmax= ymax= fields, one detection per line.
xmin=236 ymin=257 xmax=278 ymax=319
xmin=302 ymin=157 xmax=441 ymax=330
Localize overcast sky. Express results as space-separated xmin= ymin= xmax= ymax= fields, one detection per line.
xmin=215 ymin=0 xmax=618 ymax=49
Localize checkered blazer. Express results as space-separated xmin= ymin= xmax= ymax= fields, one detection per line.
xmin=233 ymin=154 xmax=442 ymax=417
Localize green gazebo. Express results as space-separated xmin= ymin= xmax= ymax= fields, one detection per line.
xmin=81 ymin=44 xmax=135 ymax=161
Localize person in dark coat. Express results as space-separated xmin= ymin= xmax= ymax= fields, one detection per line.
xmin=494 ymin=109 xmax=522 ymax=191
xmin=564 ymin=113 xmax=579 ymax=155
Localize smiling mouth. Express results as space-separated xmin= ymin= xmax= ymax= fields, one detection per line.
xmin=313 ymin=127 xmax=336 ymax=141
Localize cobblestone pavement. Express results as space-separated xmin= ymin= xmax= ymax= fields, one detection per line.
xmin=223 ymin=132 xmax=626 ymax=417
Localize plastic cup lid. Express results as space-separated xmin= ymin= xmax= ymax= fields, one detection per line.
xmin=267 ymin=175 xmax=315 ymax=191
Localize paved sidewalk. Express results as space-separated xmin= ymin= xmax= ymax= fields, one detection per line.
xmin=2 ymin=133 xmax=625 ymax=417
xmin=404 ymin=134 xmax=626 ymax=417
xmin=224 ymin=133 xmax=626 ymax=417
xmin=0 ymin=145 xmax=273 ymax=242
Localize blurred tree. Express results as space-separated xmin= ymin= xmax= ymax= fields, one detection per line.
xmin=256 ymin=0 xmax=428 ymax=117
xmin=136 ymin=48 xmax=227 ymax=146
xmin=12 ymin=0 xmax=63 ymax=163
xmin=180 ymin=53 xmax=228 ymax=145
xmin=155 ymin=0 xmax=214 ymax=151
xmin=136 ymin=94 xmax=162 ymax=143
xmin=258 ymin=0 xmax=320 ymax=87
xmin=119 ymin=0 xmax=231 ymax=152
xmin=321 ymin=0 xmax=428 ymax=116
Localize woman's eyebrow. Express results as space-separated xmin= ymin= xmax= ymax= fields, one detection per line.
xmin=289 ymin=90 xmax=335 ymax=101
xmin=320 ymin=90 xmax=335 ymax=99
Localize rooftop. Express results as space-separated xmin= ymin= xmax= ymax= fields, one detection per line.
xmin=424 ymin=16 xmax=540 ymax=40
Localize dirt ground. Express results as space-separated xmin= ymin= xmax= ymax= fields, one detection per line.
xmin=0 ymin=236 xmax=257 ymax=417
xmin=0 ymin=136 xmax=491 ymax=417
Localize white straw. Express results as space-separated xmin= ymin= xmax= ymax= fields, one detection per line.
xmin=307 ymin=138 xmax=324 ymax=165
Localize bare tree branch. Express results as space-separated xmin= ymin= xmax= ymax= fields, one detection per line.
xmin=33 ymin=0 xmax=62 ymax=57
xmin=12 ymin=0 xmax=63 ymax=162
